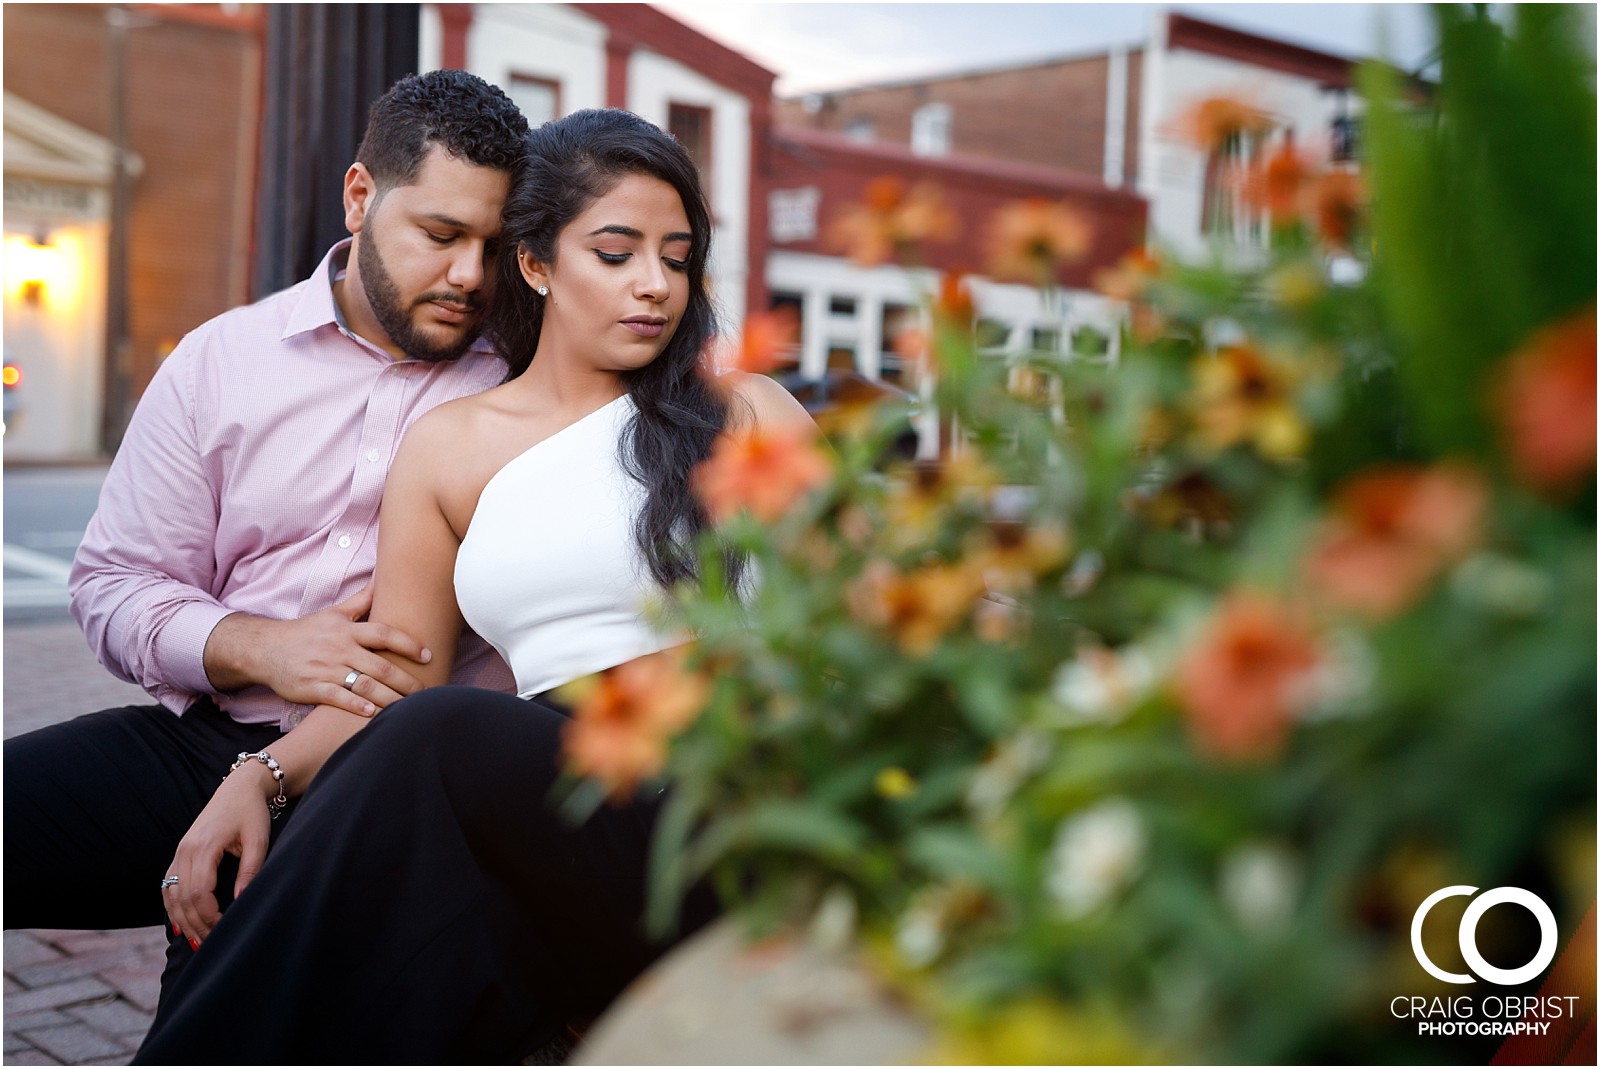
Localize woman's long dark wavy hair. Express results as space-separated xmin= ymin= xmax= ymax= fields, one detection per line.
xmin=488 ymin=108 xmax=733 ymax=590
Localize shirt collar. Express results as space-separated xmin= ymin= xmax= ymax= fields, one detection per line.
xmin=281 ymin=239 xmax=354 ymax=341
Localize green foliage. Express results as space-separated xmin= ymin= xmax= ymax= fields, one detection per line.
xmin=620 ymin=8 xmax=1595 ymax=1063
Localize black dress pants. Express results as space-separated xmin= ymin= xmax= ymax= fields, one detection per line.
xmin=4 ymin=700 xmax=285 ymax=990
xmin=134 ymin=686 xmax=716 ymax=1065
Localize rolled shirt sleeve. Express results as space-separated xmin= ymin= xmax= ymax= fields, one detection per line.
xmin=69 ymin=338 xmax=232 ymax=713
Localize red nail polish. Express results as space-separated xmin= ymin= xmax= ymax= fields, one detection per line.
xmin=189 ymin=938 xmax=199 ymax=951
xmin=172 ymin=923 xmax=181 ymax=936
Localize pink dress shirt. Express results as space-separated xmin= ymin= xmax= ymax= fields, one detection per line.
xmin=69 ymin=241 xmax=516 ymax=731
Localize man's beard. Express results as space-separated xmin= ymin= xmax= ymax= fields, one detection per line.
xmin=356 ymin=228 xmax=485 ymax=363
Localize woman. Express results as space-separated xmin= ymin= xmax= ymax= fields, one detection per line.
xmin=136 ymin=108 xmax=811 ymax=1063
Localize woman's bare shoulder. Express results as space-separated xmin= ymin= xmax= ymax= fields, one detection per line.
xmin=718 ymin=370 xmax=816 ymax=433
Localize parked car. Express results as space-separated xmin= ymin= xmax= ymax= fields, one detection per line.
xmin=774 ymin=368 xmax=920 ymax=462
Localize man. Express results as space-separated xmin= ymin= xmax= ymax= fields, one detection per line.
xmin=3 ymin=70 xmax=528 ymax=976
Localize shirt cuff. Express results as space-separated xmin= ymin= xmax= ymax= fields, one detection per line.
xmin=157 ymin=600 xmax=238 ymax=697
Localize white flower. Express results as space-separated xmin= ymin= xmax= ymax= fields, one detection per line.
xmin=1449 ymin=552 xmax=1552 ymax=618
xmin=1293 ymin=627 xmax=1374 ymax=723
xmin=1045 ymin=798 xmax=1147 ymax=919
xmin=966 ymin=729 xmax=1052 ymax=821
xmin=809 ymin=884 xmax=858 ymax=955
xmin=1218 ymin=843 xmax=1301 ymax=935
xmin=1049 ymin=645 xmax=1156 ymax=726
xmin=894 ymin=896 xmax=947 ymax=968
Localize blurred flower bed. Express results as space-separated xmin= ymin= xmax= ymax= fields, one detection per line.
xmin=563 ymin=7 xmax=1595 ymax=1063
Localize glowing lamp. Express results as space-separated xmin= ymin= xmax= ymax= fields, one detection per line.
xmin=7 ymin=232 xmax=63 ymax=306
xmin=2 ymin=365 xmax=20 ymax=388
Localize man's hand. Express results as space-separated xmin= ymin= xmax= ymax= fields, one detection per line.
xmin=162 ymin=764 xmax=275 ymax=946
xmin=201 ymin=586 xmax=432 ymax=718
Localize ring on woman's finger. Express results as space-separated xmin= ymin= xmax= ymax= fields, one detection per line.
xmin=160 ymin=875 xmax=180 ymax=889
xmin=342 ymin=670 xmax=362 ymax=691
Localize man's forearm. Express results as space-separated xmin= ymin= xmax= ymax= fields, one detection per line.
xmin=201 ymin=612 xmax=277 ymax=693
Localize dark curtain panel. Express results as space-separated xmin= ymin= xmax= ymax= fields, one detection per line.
xmin=252 ymin=4 xmax=421 ymax=299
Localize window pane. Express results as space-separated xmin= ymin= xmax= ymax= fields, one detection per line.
xmin=668 ymin=104 xmax=713 ymax=178
xmin=507 ymin=77 xmax=557 ymax=127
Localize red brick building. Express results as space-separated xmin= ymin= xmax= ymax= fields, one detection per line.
xmin=4 ymin=3 xmax=263 ymax=458
xmin=777 ymin=48 xmax=1144 ymax=188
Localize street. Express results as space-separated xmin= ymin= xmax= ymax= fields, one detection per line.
xmin=4 ymin=466 xmax=108 ymax=624
xmin=4 ymin=463 xmax=164 ymax=1065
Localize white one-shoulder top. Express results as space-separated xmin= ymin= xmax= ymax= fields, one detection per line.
xmin=454 ymin=394 xmax=676 ymax=697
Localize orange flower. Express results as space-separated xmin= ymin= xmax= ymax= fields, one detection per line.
xmin=1123 ymin=470 xmax=1235 ymax=539
xmin=1308 ymin=169 xmax=1364 ymax=250
xmin=1093 ymin=247 xmax=1162 ymax=303
xmin=1493 ymin=307 xmax=1597 ymax=496
xmin=1172 ymin=594 xmax=1321 ymax=762
xmin=732 ymin=307 xmax=800 ymax=374
xmin=1303 ymin=464 xmax=1489 ymax=620
xmin=935 ymin=271 xmax=975 ymax=327
xmin=563 ymin=648 xmax=710 ymax=799
xmin=1242 ymin=142 xmax=1313 ymax=220
xmin=693 ymin=423 xmax=832 ymax=524
xmin=848 ymin=557 xmax=987 ymax=656
xmin=1171 ymin=96 xmax=1274 ymax=152
xmin=900 ymin=272 xmax=979 ymax=376
xmin=1189 ymin=344 xmax=1308 ymax=460
xmin=828 ymin=176 xmax=959 ymax=266
xmin=970 ymin=520 xmax=1071 ymax=594
xmin=985 ymin=198 xmax=1093 ymax=284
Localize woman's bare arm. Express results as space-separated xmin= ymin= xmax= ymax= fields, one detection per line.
xmin=164 ymin=406 xmax=472 ymax=941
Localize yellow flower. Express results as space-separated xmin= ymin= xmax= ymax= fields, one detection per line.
xmin=930 ymin=997 xmax=1159 ymax=1065
xmin=874 ymin=766 xmax=918 ymax=799
xmin=969 ymin=520 xmax=1071 ymax=595
xmin=882 ymin=454 xmax=1000 ymax=550
xmin=1189 ymin=343 xmax=1309 ymax=460
xmin=847 ymin=558 xmax=988 ymax=656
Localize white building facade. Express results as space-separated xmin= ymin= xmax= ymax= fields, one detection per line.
xmin=418 ymin=2 xmax=777 ymax=336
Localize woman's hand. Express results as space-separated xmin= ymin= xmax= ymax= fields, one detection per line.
xmin=162 ymin=764 xmax=275 ymax=946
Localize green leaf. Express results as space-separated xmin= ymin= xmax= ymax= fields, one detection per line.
xmin=907 ymin=824 xmax=1011 ymax=889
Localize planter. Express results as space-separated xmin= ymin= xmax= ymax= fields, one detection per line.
xmin=573 ymin=919 xmax=931 ymax=1065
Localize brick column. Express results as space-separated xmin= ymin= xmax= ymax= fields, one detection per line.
xmin=744 ymin=95 xmax=772 ymax=320
xmin=437 ymin=3 xmax=471 ymax=70
xmin=604 ymin=30 xmax=634 ymax=109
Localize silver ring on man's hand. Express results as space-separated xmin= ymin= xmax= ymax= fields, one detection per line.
xmin=160 ymin=875 xmax=179 ymax=889
xmin=342 ymin=670 xmax=362 ymax=691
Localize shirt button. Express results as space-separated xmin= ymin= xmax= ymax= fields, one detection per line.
xmin=366 ymin=448 xmax=381 ymax=463
xmin=288 ymin=712 xmax=303 ymax=727
xmin=338 ymin=534 xmax=352 ymax=549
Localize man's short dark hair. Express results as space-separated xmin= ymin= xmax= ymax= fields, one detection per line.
xmin=357 ymin=69 xmax=529 ymax=189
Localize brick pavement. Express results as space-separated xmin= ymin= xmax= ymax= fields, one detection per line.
xmin=5 ymin=622 xmax=166 ymax=1066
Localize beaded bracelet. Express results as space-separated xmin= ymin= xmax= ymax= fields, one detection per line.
xmin=229 ymin=751 xmax=289 ymax=819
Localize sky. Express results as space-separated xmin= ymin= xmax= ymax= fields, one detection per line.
xmin=652 ymin=2 xmax=1443 ymax=95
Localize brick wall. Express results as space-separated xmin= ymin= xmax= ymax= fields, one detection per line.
xmin=769 ymin=129 xmax=1147 ymax=290
xmin=3 ymin=3 xmax=261 ymax=401
xmin=776 ymin=52 xmax=1143 ymax=181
